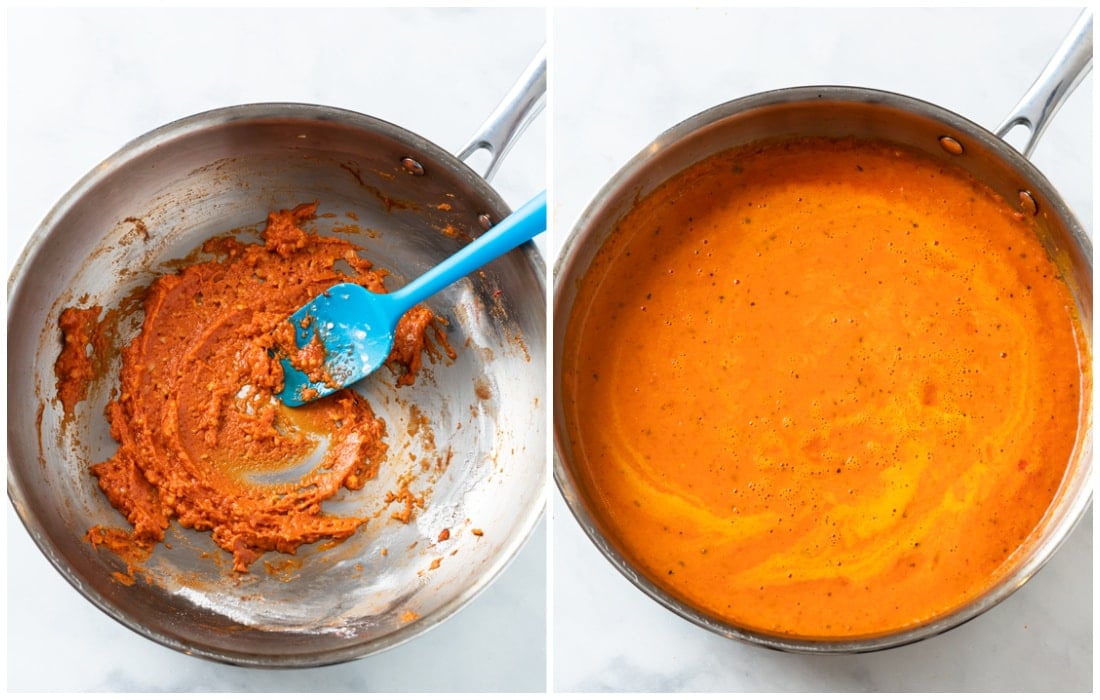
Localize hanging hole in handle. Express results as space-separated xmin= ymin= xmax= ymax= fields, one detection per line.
xmin=461 ymin=142 xmax=496 ymax=179
xmin=997 ymin=118 xmax=1036 ymax=155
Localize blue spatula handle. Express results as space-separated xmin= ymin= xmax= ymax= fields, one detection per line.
xmin=388 ymin=190 xmax=547 ymax=310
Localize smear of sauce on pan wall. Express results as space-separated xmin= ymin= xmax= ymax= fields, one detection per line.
xmin=561 ymin=137 xmax=1090 ymax=640
xmin=57 ymin=202 xmax=454 ymax=577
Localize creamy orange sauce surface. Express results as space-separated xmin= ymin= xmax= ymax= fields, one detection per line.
xmin=562 ymin=138 xmax=1089 ymax=640
xmin=64 ymin=203 xmax=448 ymax=574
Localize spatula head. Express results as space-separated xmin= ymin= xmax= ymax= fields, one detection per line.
xmin=276 ymin=283 xmax=396 ymax=406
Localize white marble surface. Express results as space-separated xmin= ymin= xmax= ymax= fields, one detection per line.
xmin=551 ymin=7 xmax=1092 ymax=693
xmin=6 ymin=7 xmax=546 ymax=692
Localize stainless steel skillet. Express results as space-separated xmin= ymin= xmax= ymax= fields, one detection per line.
xmin=8 ymin=46 xmax=546 ymax=668
xmin=554 ymin=11 xmax=1091 ymax=654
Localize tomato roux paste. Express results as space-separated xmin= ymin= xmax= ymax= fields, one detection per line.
xmin=60 ymin=203 xmax=451 ymax=574
xmin=561 ymin=137 xmax=1089 ymax=640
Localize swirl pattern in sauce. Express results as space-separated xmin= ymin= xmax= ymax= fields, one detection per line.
xmin=562 ymin=138 xmax=1089 ymax=640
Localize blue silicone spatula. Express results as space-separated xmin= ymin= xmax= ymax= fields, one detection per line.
xmin=276 ymin=189 xmax=546 ymax=406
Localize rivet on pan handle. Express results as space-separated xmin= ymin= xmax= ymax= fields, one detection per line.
xmin=996 ymin=8 xmax=1092 ymax=159
xmin=458 ymin=45 xmax=547 ymax=182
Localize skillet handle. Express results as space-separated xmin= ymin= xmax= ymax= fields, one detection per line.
xmin=996 ymin=9 xmax=1092 ymax=159
xmin=389 ymin=190 xmax=547 ymax=310
xmin=458 ymin=45 xmax=546 ymax=182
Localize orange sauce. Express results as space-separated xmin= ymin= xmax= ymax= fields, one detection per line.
xmin=64 ymin=203 xmax=449 ymax=574
xmin=561 ymin=137 xmax=1089 ymax=640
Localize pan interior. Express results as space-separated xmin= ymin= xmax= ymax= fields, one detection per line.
xmin=8 ymin=106 xmax=546 ymax=665
xmin=553 ymin=89 xmax=1091 ymax=652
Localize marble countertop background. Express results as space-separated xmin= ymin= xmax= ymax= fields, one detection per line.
xmin=6 ymin=7 xmax=546 ymax=693
xmin=551 ymin=6 xmax=1092 ymax=693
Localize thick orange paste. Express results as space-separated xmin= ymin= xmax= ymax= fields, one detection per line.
xmin=55 ymin=305 xmax=107 ymax=415
xmin=65 ymin=203 xmax=449 ymax=573
xmin=562 ymin=138 xmax=1089 ymax=640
